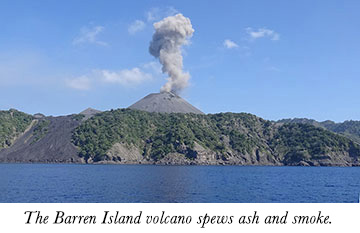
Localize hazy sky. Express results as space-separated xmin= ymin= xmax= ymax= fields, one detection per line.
xmin=1 ymin=0 xmax=359 ymax=122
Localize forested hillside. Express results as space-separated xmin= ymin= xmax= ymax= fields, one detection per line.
xmin=0 ymin=109 xmax=34 ymax=149
xmin=278 ymin=118 xmax=360 ymax=144
xmin=1 ymin=108 xmax=359 ymax=166
xmin=72 ymin=109 xmax=360 ymax=165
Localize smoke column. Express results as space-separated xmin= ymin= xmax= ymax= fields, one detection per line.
xmin=149 ymin=14 xmax=194 ymax=94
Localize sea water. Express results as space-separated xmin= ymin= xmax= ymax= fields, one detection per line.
xmin=0 ymin=164 xmax=359 ymax=203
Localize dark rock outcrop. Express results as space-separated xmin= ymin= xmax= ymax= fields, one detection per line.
xmin=1 ymin=107 xmax=360 ymax=166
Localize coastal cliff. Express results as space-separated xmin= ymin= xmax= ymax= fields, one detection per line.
xmin=1 ymin=108 xmax=359 ymax=166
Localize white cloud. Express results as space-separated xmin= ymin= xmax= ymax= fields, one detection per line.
xmin=128 ymin=20 xmax=146 ymax=34
xmin=246 ymin=27 xmax=280 ymax=41
xmin=223 ymin=39 xmax=239 ymax=49
xmin=65 ymin=76 xmax=91 ymax=90
xmin=147 ymin=7 xmax=160 ymax=22
xmin=100 ymin=68 xmax=152 ymax=86
xmin=126 ymin=7 xmax=178 ymax=36
xmin=73 ymin=26 xmax=107 ymax=46
xmin=142 ymin=61 xmax=162 ymax=74
xmin=146 ymin=6 xmax=178 ymax=22
xmin=65 ymin=63 xmax=156 ymax=91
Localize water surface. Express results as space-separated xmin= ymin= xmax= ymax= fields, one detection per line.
xmin=0 ymin=164 xmax=359 ymax=202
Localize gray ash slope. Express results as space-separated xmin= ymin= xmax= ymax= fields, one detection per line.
xmin=0 ymin=108 xmax=100 ymax=163
xmin=1 ymin=103 xmax=360 ymax=166
xmin=0 ymin=115 xmax=83 ymax=163
xmin=129 ymin=92 xmax=204 ymax=114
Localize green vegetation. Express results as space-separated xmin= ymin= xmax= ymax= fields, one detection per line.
xmin=31 ymin=119 xmax=50 ymax=144
xmin=277 ymin=118 xmax=360 ymax=144
xmin=0 ymin=109 xmax=34 ymax=148
xmin=328 ymin=120 xmax=360 ymax=144
xmin=1 ymin=108 xmax=359 ymax=165
xmin=72 ymin=109 xmax=268 ymax=162
xmin=72 ymin=109 xmax=360 ymax=163
xmin=270 ymin=123 xmax=360 ymax=163
xmin=71 ymin=114 xmax=85 ymax=121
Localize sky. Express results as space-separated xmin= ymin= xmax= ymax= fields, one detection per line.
xmin=0 ymin=0 xmax=360 ymax=122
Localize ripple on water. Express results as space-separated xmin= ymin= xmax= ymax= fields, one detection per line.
xmin=0 ymin=164 xmax=360 ymax=203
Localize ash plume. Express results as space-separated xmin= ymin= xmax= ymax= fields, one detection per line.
xmin=149 ymin=13 xmax=194 ymax=94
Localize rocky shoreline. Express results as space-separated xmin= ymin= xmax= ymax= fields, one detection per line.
xmin=1 ymin=108 xmax=360 ymax=167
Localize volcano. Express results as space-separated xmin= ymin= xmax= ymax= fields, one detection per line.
xmin=80 ymin=107 xmax=102 ymax=120
xmin=128 ymin=92 xmax=204 ymax=114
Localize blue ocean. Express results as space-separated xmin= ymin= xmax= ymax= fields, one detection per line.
xmin=0 ymin=164 xmax=359 ymax=203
